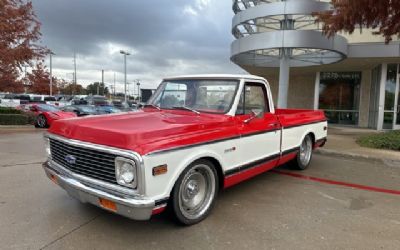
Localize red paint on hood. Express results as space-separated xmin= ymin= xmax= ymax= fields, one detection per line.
xmin=48 ymin=110 xmax=238 ymax=155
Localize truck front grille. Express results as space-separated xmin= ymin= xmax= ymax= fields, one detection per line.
xmin=49 ymin=138 xmax=117 ymax=184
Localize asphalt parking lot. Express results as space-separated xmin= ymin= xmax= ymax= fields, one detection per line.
xmin=0 ymin=131 xmax=399 ymax=250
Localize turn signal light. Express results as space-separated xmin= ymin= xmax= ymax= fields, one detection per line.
xmin=99 ymin=198 xmax=117 ymax=212
xmin=50 ymin=174 xmax=58 ymax=185
xmin=153 ymin=165 xmax=168 ymax=176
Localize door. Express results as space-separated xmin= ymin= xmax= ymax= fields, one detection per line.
xmin=384 ymin=64 xmax=400 ymax=130
xmin=235 ymin=82 xmax=281 ymax=168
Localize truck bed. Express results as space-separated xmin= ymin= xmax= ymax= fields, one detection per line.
xmin=275 ymin=109 xmax=326 ymax=128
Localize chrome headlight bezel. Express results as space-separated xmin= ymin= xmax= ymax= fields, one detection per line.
xmin=115 ymin=157 xmax=137 ymax=188
xmin=44 ymin=137 xmax=51 ymax=158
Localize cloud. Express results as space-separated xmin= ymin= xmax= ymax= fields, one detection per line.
xmin=32 ymin=0 xmax=245 ymax=92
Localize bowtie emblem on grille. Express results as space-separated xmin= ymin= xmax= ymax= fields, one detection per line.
xmin=65 ymin=155 xmax=77 ymax=164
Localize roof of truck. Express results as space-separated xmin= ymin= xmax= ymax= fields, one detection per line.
xmin=163 ymin=74 xmax=267 ymax=81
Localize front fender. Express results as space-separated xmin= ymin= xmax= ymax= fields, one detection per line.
xmin=142 ymin=148 xmax=225 ymax=200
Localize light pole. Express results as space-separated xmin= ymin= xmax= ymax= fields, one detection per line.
xmin=120 ymin=50 xmax=130 ymax=104
xmin=136 ymin=81 xmax=141 ymax=103
xmin=99 ymin=69 xmax=104 ymax=95
xmin=49 ymin=51 xmax=55 ymax=96
xmin=113 ymin=72 xmax=116 ymax=98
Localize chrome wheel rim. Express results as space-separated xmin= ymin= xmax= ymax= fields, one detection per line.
xmin=299 ymin=136 xmax=312 ymax=166
xmin=38 ymin=116 xmax=46 ymax=127
xmin=178 ymin=164 xmax=216 ymax=220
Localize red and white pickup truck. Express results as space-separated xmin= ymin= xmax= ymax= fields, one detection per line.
xmin=42 ymin=74 xmax=327 ymax=225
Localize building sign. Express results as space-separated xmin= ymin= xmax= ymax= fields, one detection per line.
xmin=320 ymin=72 xmax=361 ymax=81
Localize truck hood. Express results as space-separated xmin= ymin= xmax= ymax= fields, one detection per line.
xmin=48 ymin=110 xmax=236 ymax=155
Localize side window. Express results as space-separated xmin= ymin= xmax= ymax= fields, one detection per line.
xmin=236 ymin=82 xmax=269 ymax=115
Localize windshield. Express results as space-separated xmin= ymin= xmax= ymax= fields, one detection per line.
xmin=148 ymin=79 xmax=239 ymax=114
xmin=37 ymin=104 xmax=59 ymax=112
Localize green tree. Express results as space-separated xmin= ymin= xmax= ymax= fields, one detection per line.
xmin=86 ymin=82 xmax=109 ymax=96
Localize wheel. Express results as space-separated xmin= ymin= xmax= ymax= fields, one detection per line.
xmin=292 ymin=135 xmax=313 ymax=170
xmin=171 ymin=159 xmax=219 ymax=225
xmin=36 ymin=114 xmax=48 ymax=128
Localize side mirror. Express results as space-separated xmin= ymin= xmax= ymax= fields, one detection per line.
xmin=29 ymin=106 xmax=38 ymax=112
xmin=244 ymin=109 xmax=263 ymax=124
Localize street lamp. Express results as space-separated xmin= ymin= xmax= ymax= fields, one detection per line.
xmin=120 ymin=50 xmax=130 ymax=104
xmin=136 ymin=80 xmax=141 ymax=103
xmin=49 ymin=51 xmax=55 ymax=96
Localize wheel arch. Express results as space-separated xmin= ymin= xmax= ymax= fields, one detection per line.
xmin=197 ymin=156 xmax=224 ymax=190
xmin=165 ymin=153 xmax=225 ymax=199
xmin=307 ymin=131 xmax=316 ymax=146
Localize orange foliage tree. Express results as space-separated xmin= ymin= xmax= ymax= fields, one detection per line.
xmin=28 ymin=62 xmax=58 ymax=94
xmin=0 ymin=0 xmax=47 ymax=92
xmin=315 ymin=0 xmax=400 ymax=43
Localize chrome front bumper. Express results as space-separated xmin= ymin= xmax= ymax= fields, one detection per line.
xmin=43 ymin=161 xmax=155 ymax=220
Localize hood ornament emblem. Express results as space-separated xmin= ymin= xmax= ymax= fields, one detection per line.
xmin=65 ymin=155 xmax=77 ymax=164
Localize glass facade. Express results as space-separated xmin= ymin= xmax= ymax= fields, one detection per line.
xmin=368 ymin=66 xmax=381 ymax=129
xmin=383 ymin=64 xmax=398 ymax=129
xmin=319 ymin=72 xmax=361 ymax=125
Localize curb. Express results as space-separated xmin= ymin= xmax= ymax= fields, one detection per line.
xmin=315 ymin=148 xmax=400 ymax=168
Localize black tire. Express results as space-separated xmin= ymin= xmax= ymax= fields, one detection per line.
xmin=36 ymin=114 xmax=48 ymax=128
xmin=171 ymin=159 xmax=219 ymax=226
xmin=291 ymin=135 xmax=313 ymax=170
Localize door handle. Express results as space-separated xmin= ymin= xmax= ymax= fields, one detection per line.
xmin=268 ymin=123 xmax=279 ymax=127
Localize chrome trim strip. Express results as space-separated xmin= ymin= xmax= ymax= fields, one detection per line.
xmin=45 ymin=132 xmax=146 ymax=195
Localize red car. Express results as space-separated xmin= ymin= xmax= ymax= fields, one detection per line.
xmin=26 ymin=104 xmax=77 ymax=128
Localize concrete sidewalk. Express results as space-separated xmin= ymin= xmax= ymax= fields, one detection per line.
xmin=316 ymin=126 xmax=400 ymax=167
xmin=0 ymin=125 xmax=39 ymax=134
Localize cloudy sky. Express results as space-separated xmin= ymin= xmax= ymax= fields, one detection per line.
xmin=31 ymin=0 xmax=245 ymax=94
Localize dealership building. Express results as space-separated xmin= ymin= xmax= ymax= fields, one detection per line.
xmin=231 ymin=0 xmax=400 ymax=130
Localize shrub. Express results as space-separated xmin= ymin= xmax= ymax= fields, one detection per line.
xmin=356 ymin=130 xmax=400 ymax=151
xmin=0 ymin=114 xmax=34 ymax=125
xmin=0 ymin=107 xmax=23 ymax=114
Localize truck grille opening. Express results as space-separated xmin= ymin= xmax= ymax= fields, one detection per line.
xmin=49 ymin=138 xmax=118 ymax=185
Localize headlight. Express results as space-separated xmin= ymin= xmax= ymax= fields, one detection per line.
xmin=115 ymin=157 xmax=137 ymax=188
xmin=44 ymin=137 xmax=51 ymax=158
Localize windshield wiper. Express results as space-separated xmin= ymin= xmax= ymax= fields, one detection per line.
xmin=143 ymin=104 xmax=161 ymax=110
xmin=172 ymin=106 xmax=200 ymax=115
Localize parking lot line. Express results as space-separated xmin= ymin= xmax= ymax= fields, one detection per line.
xmin=272 ymin=169 xmax=400 ymax=196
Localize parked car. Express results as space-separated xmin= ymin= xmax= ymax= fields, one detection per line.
xmin=111 ymin=100 xmax=139 ymax=112
xmin=71 ymin=96 xmax=88 ymax=105
xmin=42 ymin=74 xmax=327 ymax=225
xmin=0 ymin=94 xmax=31 ymax=107
xmin=25 ymin=104 xmax=77 ymax=128
xmin=0 ymin=94 xmax=20 ymax=107
xmin=28 ymin=95 xmax=65 ymax=107
xmin=62 ymin=105 xmax=98 ymax=116
xmin=95 ymin=105 xmax=122 ymax=114
xmin=86 ymin=95 xmax=109 ymax=106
